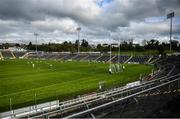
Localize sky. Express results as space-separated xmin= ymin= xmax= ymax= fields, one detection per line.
xmin=0 ymin=0 xmax=180 ymax=45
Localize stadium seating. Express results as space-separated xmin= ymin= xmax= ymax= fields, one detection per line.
xmin=62 ymin=54 xmax=77 ymax=60
xmin=111 ymin=55 xmax=131 ymax=63
xmin=1 ymin=51 xmax=13 ymax=58
xmin=56 ymin=53 xmax=69 ymax=59
xmin=26 ymin=51 xmax=160 ymax=64
xmin=28 ymin=52 xmax=41 ymax=59
xmin=13 ymin=51 xmax=26 ymax=58
xmin=40 ymin=53 xmax=57 ymax=59
xmin=28 ymin=52 xmax=70 ymax=60
xmin=72 ymin=54 xmax=89 ymax=61
xmin=149 ymin=55 xmax=160 ymax=63
xmin=85 ymin=54 xmax=100 ymax=61
xmin=97 ymin=55 xmax=110 ymax=62
xmin=128 ymin=55 xmax=151 ymax=64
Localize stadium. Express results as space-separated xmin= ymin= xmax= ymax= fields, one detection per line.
xmin=1 ymin=46 xmax=180 ymax=118
xmin=0 ymin=0 xmax=180 ymax=118
xmin=0 ymin=51 xmax=154 ymax=111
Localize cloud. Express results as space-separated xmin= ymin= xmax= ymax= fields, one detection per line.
xmin=31 ymin=18 xmax=78 ymax=34
xmin=0 ymin=0 xmax=179 ymax=44
xmin=0 ymin=0 xmax=101 ymax=23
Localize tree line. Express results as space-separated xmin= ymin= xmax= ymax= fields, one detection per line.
xmin=0 ymin=39 xmax=179 ymax=55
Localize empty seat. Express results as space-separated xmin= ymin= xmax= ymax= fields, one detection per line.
xmin=111 ymin=55 xmax=130 ymax=63
xmin=1 ymin=51 xmax=13 ymax=58
xmin=13 ymin=52 xmax=26 ymax=58
xmin=97 ymin=55 xmax=110 ymax=62
xmin=129 ymin=55 xmax=151 ymax=64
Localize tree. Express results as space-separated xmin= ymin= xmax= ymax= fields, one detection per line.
xmin=171 ymin=40 xmax=179 ymax=50
xmin=27 ymin=42 xmax=33 ymax=50
xmin=81 ymin=39 xmax=89 ymax=48
xmin=4 ymin=43 xmax=9 ymax=49
xmin=15 ymin=43 xmax=20 ymax=47
xmin=146 ymin=39 xmax=159 ymax=50
xmin=158 ymin=44 xmax=165 ymax=56
xmin=97 ymin=44 xmax=102 ymax=51
xmin=75 ymin=40 xmax=79 ymax=47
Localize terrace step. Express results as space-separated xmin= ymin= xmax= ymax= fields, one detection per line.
xmin=0 ymin=51 xmax=3 ymax=59
xmin=96 ymin=54 xmax=103 ymax=61
xmin=147 ymin=56 xmax=153 ymax=63
xmin=11 ymin=51 xmax=16 ymax=59
xmin=22 ymin=52 xmax=29 ymax=59
xmin=125 ymin=55 xmax=133 ymax=63
xmin=107 ymin=55 xmax=116 ymax=62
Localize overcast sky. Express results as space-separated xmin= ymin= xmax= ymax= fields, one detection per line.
xmin=0 ymin=0 xmax=180 ymax=44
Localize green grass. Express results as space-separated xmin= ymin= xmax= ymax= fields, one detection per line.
xmin=0 ymin=59 xmax=153 ymax=112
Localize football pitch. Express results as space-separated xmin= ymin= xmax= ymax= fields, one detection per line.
xmin=0 ymin=59 xmax=153 ymax=112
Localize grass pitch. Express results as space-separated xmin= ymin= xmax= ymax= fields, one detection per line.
xmin=0 ymin=59 xmax=153 ymax=112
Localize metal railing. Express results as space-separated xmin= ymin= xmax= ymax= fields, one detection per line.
xmin=65 ymin=74 xmax=180 ymax=118
xmin=31 ymin=72 xmax=180 ymax=118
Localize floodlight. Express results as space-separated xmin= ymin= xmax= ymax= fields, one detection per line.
xmin=34 ymin=33 xmax=38 ymax=53
xmin=76 ymin=27 xmax=81 ymax=31
xmin=76 ymin=27 xmax=81 ymax=54
xmin=167 ymin=12 xmax=175 ymax=54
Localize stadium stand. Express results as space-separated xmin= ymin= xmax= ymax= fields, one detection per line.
xmin=0 ymin=51 xmax=3 ymax=59
xmin=85 ymin=54 xmax=101 ymax=61
xmin=56 ymin=53 xmax=69 ymax=60
xmin=128 ymin=55 xmax=151 ymax=64
xmin=111 ymin=55 xmax=131 ymax=63
xmin=27 ymin=52 xmax=69 ymax=60
xmin=26 ymin=52 xmax=160 ymax=64
xmin=97 ymin=54 xmax=110 ymax=62
xmin=73 ymin=54 xmax=89 ymax=61
xmin=62 ymin=53 xmax=77 ymax=60
xmin=11 ymin=51 xmax=16 ymax=59
xmin=13 ymin=52 xmax=26 ymax=58
xmin=149 ymin=55 xmax=160 ymax=63
xmin=27 ymin=52 xmax=41 ymax=59
xmin=1 ymin=51 xmax=13 ymax=59
xmin=41 ymin=53 xmax=57 ymax=59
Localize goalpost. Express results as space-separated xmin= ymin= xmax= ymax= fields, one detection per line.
xmin=109 ymin=40 xmax=123 ymax=74
xmin=109 ymin=63 xmax=123 ymax=74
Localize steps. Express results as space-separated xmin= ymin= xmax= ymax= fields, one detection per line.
xmin=125 ymin=56 xmax=133 ymax=63
xmin=0 ymin=51 xmax=3 ymax=59
xmin=11 ymin=51 xmax=16 ymax=59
